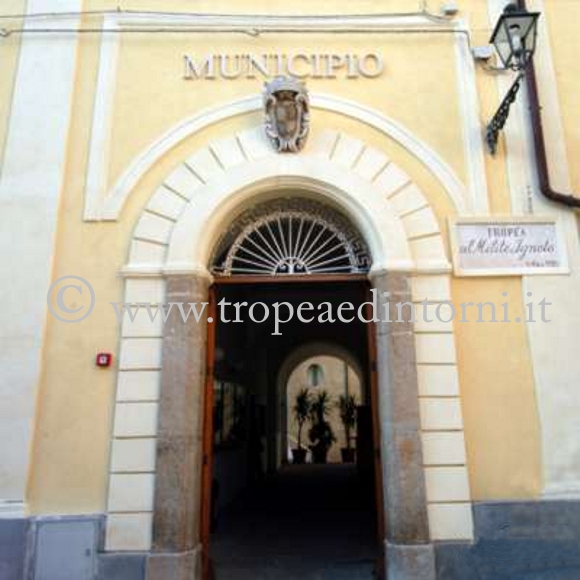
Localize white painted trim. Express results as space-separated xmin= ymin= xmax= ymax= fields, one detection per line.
xmin=164 ymin=156 xmax=413 ymax=275
xmin=0 ymin=501 xmax=26 ymax=518
xmin=487 ymin=0 xmax=534 ymax=215
xmin=119 ymin=128 xmax=453 ymax=276
xmin=453 ymin=19 xmax=489 ymax=214
xmin=97 ymin=96 xmax=256 ymax=220
xmin=84 ymin=14 xmax=120 ymax=220
xmin=0 ymin=0 xmax=81 ymax=505
xmin=488 ymin=0 xmax=580 ymax=500
xmin=103 ymin=12 xmax=455 ymax=32
xmin=86 ymin=93 xmax=469 ymax=220
xmin=83 ymin=11 xmax=487 ymax=220
xmin=542 ymin=483 xmax=580 ymax=501
xmin=413 ymin=272 xmax=474 ymax=539
xmin=528 ymin=0 xmax=573 ymax=195
xmin=526 ymin=0 xmax=580 ymax=500
xmin=313 ymin=94 xmax=468 ymax=214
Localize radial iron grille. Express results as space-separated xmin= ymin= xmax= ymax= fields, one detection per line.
xmin=212 ymin=200 xmax=371 ymax=276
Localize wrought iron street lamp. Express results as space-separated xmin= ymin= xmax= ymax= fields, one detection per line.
xmin=486 ymin=3 xmax=540 ymax=154
xmin=490 ymin=3 xmax=540 ymax=71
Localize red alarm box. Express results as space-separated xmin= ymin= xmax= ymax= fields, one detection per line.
xmin=96 ymin=353 xmax=113 ymax=368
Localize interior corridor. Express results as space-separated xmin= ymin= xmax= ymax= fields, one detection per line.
xmin=210 ymin=464 xmax=379 ymax=579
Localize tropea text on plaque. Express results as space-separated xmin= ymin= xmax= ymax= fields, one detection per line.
xmin=450 ymin=219 xmax=567 ymax=276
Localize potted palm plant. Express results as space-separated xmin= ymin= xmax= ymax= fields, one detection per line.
xmin=337 ymin=394 xmax=357 ymax=463
xmin=308 ymin=390 xmax=336 ymax=464
xmin=291 ymin=388 xmax=311 ymax=464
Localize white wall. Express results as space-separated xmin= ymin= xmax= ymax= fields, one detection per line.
xmin=0 ymin=1 xmax=80 ymax=514
xmin=488 ymin=0 xmax=580 ymax=498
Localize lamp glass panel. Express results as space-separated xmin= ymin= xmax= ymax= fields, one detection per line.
xmin=493 ymin=21 xmax=514 ymax=67
xmin=507 ymin=16 xmax=534 ymax=42
xmin=491 ymin=11 xmax=539 ymax=68
xmin=522 ymin=16 xmax=539 ymax=55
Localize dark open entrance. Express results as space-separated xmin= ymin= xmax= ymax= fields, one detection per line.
xmin=200 ymin=277 xmax=384 ymax=579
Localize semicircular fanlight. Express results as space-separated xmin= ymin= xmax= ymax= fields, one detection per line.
xmin=211 ymin=199 xmax=371 ymax=277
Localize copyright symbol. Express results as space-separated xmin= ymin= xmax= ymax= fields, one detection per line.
xmin=47 ymin=276 xmax=95 ymax=323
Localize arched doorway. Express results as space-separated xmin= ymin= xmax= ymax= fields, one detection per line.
xmin=276 ymin=342 xmax=365 ymax=467
xmin=106 ymin=128 xmax=472 ymax=580
xmin=284 ymin=354 xmax=363 ymax=464
xmin=202 ymin=198 xmax=384 ymax=578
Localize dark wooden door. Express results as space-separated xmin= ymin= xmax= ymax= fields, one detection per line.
xmin=366 ymin=295 xmax=386 ymax=577
xmin=200 ymin=286 xmax=217 ymax=580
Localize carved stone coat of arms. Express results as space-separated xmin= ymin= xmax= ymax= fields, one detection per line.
xmin=263 ymin=77 xmax=310 ymax=153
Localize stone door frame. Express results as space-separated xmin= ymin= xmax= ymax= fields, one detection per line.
xmin=104 ymin=128 xmax=474 ymax=580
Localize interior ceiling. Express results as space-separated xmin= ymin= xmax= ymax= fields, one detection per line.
xmin=213 ymin=280 xmax=371 ymax=391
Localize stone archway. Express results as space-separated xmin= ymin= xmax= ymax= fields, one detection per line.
xmin=123 ymin=127 xmax=450 ymax=276
xmin=105 ymin=128 xmax=473 ymax=580
xmin=276 ymin=341 xmax=366 ymax=466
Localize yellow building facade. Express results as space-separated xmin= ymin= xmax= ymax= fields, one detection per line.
xmin=0 ymin=1 xmax=579 ymax=579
